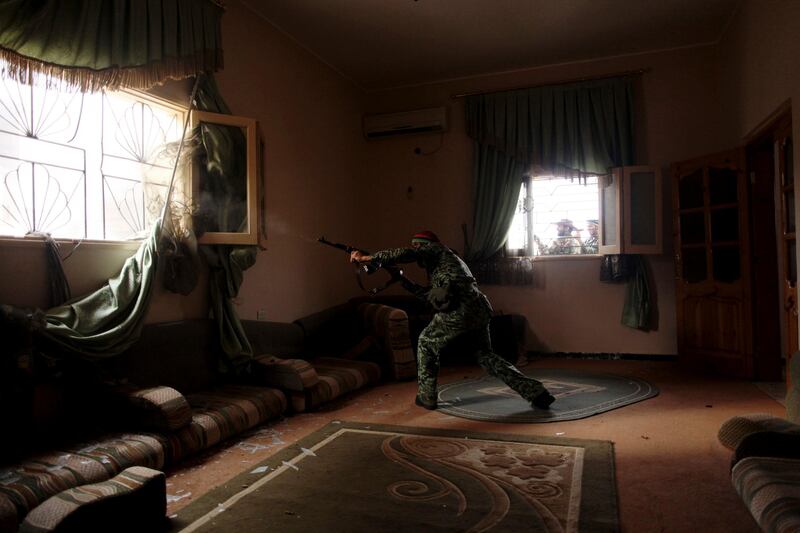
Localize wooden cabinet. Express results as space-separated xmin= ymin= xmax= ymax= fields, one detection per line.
xmin=598 ymin=165 xmax=663 ymax=255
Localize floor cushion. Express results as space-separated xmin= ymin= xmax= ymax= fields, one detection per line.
xmin=289 ymin=358 xmax=381 ymax=412
xmin=18 ymin=466 xmax=165 ymax=533
xmin=0 ymin=434 xmax=164 ymax=533
xmin=159 ymin=384 xmax=287 ymax=464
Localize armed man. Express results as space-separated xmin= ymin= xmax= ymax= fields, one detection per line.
xmin=349 ymin=230 xmax=555 ymax=411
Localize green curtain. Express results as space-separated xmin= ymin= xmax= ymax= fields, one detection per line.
xmin=621 ymin=255 xmax=652 ymax=330
xmin=194 ymin=77 xmax=249 ymax=234
xmin=466 ymin=142 xmax=528 ymax=261
xmin=39 ymin=221 xmax=160 ymax=359
xmin=465 ymin=77 xmax=635 ymax=176
xmin=0 ymin=0 xmax=224 ymax=92
xmin=194 ymin=75 xmax=259 ymax=374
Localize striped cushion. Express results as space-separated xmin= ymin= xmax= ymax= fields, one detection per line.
xmin=0 ymin=496 xmax=15 ymax=533
xmin=732 ymin=456 xmax=800 ymax=533
xmin=290 ymin=357 xmax=381 ymax=412
xmin=719 ymin=414 xmax=800 ymax=450
xmin=252 ymin=355 xmax=319 ymax=392
xmin=159 ymin=384 xmax=287 ymax=464
xmin=0 ymin=434 xmax=164 ymax=532
xmin=19 ymin=466 xmax=165 ymax=533
xmin=358 ymin=303 xmax=416 ymax=380
xmin=127 ymin=386 xmax=191 ymax=432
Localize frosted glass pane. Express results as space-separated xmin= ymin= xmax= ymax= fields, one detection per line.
xmin=601 ymin=175 xmax=617 ymax=245
xmin=630 ymin=171 xmax=656 ymax=245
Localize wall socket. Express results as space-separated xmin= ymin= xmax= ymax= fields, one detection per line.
xmin=256 ymin=309 xmax=268 ymax=321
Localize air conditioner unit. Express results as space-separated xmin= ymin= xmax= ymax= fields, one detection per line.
xmin=362 ymin=107 xmax=447 ymax=139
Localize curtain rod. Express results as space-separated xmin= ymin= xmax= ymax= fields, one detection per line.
xmin=450 ymin=67 xmax=650 ymax=99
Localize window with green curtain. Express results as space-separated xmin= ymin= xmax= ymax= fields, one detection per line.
xmin=463 ymin=76 xmax=635 ymax=263
xmin=0 ymin=0 xmax=225 ymax=360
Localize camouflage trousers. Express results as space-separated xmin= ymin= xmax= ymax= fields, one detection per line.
xmin=416 ymin=290 xmax=548 ymax=404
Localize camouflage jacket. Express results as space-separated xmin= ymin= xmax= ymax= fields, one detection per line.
xmin=539 ymin=236 xmax=582 ymax=256
xmin=371 ymin=243 xmax=479 ymax=301
xmin=582 ymin=236 xmax=599 ymax=255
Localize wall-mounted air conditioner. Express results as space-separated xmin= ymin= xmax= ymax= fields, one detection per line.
xmin=362 ymin=107 xmax=447 ymax=139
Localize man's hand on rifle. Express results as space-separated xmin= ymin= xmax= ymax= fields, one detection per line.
xmin=350 ymin=251 xmax=373 ymax=263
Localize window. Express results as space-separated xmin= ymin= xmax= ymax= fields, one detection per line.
xmin=0 ymin=73 xmax=187 ymax=241
xmin=506 ymin=175 xmax=600 ymax=256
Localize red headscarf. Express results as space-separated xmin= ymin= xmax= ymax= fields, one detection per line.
xmin=411 ymin=230 xmax=440 ymax=243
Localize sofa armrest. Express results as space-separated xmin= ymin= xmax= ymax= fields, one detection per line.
xmin=113 ymin=386 xmax=192 ymax=432
xmin=252 ymin=354 xmax=319 ymax=392
xmin=357 ymin=303 xmax=416 ymax=380
xmin=733 ymin=429 xmax=800 ymax=466
xmin=718 ymin=413 xmax=782 ymax=450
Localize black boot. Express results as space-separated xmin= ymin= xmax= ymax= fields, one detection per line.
xmin=531 ymin=390 xmax=555 ymax=409
xmin=415 ymin=395 xmax=437 ymax=410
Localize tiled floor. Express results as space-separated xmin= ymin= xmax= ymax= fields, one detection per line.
xmin=166 ymin=358 xmax=787 ymax=532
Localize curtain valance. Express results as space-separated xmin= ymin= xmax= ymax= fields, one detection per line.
xmin=465 ymin=77 xmax=635 ymax=176
xmin=0 ymin=0 xmax=224 ymax=92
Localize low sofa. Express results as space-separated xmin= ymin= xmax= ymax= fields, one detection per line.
xmin=0 ymin=300 xmax=414 ymax=532
xmin=244 ymin=300 xmax=415 ymax=411
xmin=717 ymin=354 xmax=800 ymax=532
xmin=351 ymin=294 xmax=530 ymax=365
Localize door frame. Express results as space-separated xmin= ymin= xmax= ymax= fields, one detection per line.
xmin=745 ymin=103 xmax=794 ymax=382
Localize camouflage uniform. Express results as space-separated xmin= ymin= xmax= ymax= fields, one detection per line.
xmin=582 ymin=236 xmax=599 ymax=255
xmin=538 ymin=236 xmax=583 ymax=255
xmin=371 ymin=243 xmax=549 ymax=406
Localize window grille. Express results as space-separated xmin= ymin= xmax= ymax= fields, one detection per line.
xmin=0 ymin=76 xmax=186 ymax=241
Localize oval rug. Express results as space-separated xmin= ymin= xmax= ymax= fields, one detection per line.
xmin=437 ymin=368 xmax=659 ymax=423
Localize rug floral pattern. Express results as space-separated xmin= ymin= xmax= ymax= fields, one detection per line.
xmin=382 ymin=434 xmax=584 ymax=532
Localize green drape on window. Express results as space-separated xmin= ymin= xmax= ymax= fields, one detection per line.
xmin=194 ymin=75 xmax=258 ymax=374
xmin=39 ymin=221 xmax=160 ymax=359
xmin=465 ymin=77 xmax=635 ymax=176
xmin=466 ymin=142 xmax=528 ymax=261
xmin=0 ymin=0 xmax=224 ymax=92
xmin=464 ymin=77 xmax=635 ymax=263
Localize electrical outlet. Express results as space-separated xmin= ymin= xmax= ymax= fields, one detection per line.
xmin=256 ymin=309 xmax=268 ymax=321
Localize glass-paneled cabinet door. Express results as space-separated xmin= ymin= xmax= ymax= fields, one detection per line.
xmin=190 ymin=110 xmax=259 ymax=245
xmin=598 ymin=165 xmax=663 ymax=255
xmin=624 ymin=166 xmax=663 ymax=254
xmin=598 ymin=168 xmax=622 ymax=255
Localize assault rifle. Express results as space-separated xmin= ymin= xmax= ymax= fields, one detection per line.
xmin=318 ymin=236 xmax=425 ymax=296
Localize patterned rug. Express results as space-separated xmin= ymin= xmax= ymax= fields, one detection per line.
xmin=171 ymin=422 xmax=618 ymax=533
xmin=437 ymin=368 xmax=659 ymax=423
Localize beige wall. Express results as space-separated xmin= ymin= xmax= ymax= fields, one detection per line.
xmin=212 ymin=1 xmax=365 ymax=322
xmin=360 ymin=46 xmax=726 ymax=355
xmin=716 ymin=0 xmax=800 ymax=145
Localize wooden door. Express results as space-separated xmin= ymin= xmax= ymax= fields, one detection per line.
xmin=776 ymin=117 xmax=798 ymax=382
xmin=672 ymin=149 xmax=753 ymax=377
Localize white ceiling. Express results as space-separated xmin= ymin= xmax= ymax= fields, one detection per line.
xmin=243 ymin=0 xmax=740 ymax=91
